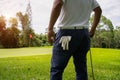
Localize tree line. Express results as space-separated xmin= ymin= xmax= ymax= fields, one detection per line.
xmin=90 ymin=15 xmax=120 ymax=48
xmin=0 ymin=12 xmax=50 ymax=48
xmin=0 ymin=12 xmax=120 ymax=48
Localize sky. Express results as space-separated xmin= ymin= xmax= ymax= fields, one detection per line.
xmin=0 ymin=0 xmax=120 ymax=34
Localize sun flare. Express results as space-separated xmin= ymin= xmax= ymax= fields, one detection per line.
xmin=4 ymin=14 xmax=11 ymax=21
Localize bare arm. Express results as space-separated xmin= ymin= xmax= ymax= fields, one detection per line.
xmin=48 ymin=0 xmax=63 ymax=44
xmin=90 ymin=6 xmax=102 ymax=37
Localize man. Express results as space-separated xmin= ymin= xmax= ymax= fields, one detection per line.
xmin=48 ymin=0 xmax=102 ymax=80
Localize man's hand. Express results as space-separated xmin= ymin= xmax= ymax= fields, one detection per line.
xmin=89 ymin=30 xmax=95 ymax=38
xmin=47 ymin=30 xmax=56 ymax=44
xmin=47 ymin=0 xmax=63 ymax=44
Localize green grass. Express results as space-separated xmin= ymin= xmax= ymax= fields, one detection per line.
xmin=0 ymin=47 xmax=120 ymax=80
xmin=87 ymin=48 xmax=120 ymax=80
xmin=0 ymin=47 xmax=52 ymax=58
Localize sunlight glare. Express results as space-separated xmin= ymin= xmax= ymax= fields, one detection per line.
xmin=4 ymin=14 xmax=11 ymax=21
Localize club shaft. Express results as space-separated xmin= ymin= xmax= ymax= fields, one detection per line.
xmin=90 ymin=49 xmax=95 ymax=80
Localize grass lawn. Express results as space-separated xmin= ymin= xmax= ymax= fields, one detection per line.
xmin=0 ymin=47 xmax=52 ymax=58
xmin=0 ymin=47 xmax=120 ymax=80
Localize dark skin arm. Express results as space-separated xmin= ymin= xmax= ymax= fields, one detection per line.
xmin=47 ymin=0 xmax=63 ymax=44
xmin=90 ymin=6 xmax=102 ymax=37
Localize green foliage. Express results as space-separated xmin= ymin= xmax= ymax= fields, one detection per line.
xmin=31 ymin=35 xmax=42 ymax=47
xmin=0 ymin=16 xmax=20 ymax=48
xmin=1 ymin=13 xmax=120 ymax=48
xmin=16 ymin=12 xmax=33 ymax=47
xmin=38 ymin=34 xmax=50 ymax=46
xmin=0 ymin=27 xmax=20 ymax=48
xmin=24 ymin=33 xmax=51 ymax=47
xmin=114 ymin=28 xmax=120 ymax=48
xmin=0 ymin=12 xmax=50 ymax=48
xmin=90 ymin=15 xmax=120 ymax=48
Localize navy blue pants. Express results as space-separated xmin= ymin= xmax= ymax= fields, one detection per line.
xmin=50 ymin=29 xmax=90 ymax=80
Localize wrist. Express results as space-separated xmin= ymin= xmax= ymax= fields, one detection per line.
xmin=48 ymin=29 xmax=53 ymax=32
xmin=48 ymin=27 xmax=53 ymax=31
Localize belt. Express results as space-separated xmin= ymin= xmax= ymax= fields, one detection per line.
xmin=59 ymin=26 xmax=88 ymax=30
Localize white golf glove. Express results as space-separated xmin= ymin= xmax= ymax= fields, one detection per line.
xmin=59 ymin=36 xmax=72 ymax=50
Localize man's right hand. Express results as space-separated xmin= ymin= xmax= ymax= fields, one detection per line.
xmin=47 ymin=30 xmax=55 ymax=44
xmin=89 ymin=29 xmax=95 ymax=38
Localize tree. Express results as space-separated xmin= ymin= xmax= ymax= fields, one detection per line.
xmin=16 ymin=12 xmax=34 ymax=47
xmin=0 ymin=16 xmax=6 ymax=47
xmin=90 ymin=15 xmax=115 ymax=48
xmin=0 ymin=16 xmax=6 ymax=32
xmin=9 ymin=17 xmax=18 ymax=27
xmin=0 ymin=27 xmax=20 ymax=48
xmin=0 ymin=17 xmax=20 ymax=48
xmin=101 ymin=16 xmax=114 ymax=48
xmin=9 ymin=17 xmax=20 ymax=47
xmin=114 ymin=26 xmax=120 ymax=48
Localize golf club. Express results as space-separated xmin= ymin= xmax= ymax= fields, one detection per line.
xmin=90 ymin=48 xmax=95 ymax=80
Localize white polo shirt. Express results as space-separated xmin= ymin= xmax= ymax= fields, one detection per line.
xmin=58 ymin=0 xmax=100 ymax=28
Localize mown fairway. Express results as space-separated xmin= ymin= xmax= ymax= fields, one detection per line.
xmin=0 ymin=47 xmax=120 ymax=80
